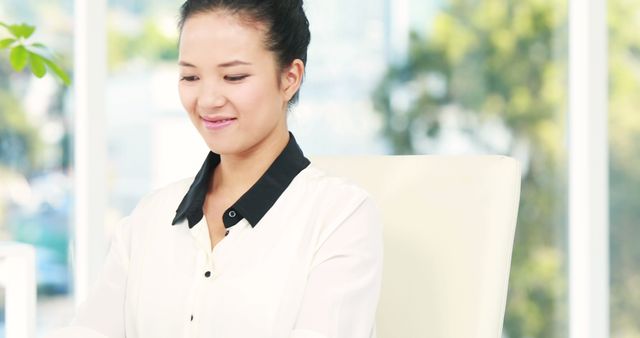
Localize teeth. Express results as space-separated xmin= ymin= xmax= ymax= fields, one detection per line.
xmin=203 ymin=117 xmax=235 ymax=123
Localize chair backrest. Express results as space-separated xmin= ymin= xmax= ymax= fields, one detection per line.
xmin=310 ymin=155 xmax=521 ymax=338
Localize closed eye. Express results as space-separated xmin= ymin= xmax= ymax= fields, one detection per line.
xmin=225 ymin=75 xmax=249 ymax=82
xmin=180 ymin=75 xmax=199 ymax=82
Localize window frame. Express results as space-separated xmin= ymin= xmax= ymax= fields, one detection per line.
xmin=568 ymin=0 xmax=609 ymax=337
xmin=73 ymin=0 xmax=108 ymax=306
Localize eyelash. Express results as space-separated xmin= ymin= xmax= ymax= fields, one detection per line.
xmin=179 ymin=75 xmax=249 ymax=82
xmin=225 ymin=75 xmax=249 ymax=82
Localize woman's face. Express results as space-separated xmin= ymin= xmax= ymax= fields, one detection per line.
xmin=178 ymin=11 xmax=300 ymax=156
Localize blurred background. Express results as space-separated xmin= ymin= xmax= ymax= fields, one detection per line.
xmin=0 ymin=0 xmax=639 ymax=337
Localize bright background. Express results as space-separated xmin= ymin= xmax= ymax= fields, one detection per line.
xmin=0 ymin=0 xmax=639 ymax=337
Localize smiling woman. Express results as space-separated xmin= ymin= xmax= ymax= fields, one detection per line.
xmin=45 ymin=1 xmax=383 ymax=338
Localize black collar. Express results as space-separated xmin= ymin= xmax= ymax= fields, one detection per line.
xmin=172 ymin=131 xmax=310 ymax=229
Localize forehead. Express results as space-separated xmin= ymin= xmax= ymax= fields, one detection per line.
xmin=178 ymin=10 xmax=271 ymax=63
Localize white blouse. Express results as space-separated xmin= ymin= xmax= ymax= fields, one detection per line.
xmin=46 ymin=133 xmax=383 ymax=338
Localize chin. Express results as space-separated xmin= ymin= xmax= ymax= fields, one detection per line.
xmin=201 ymin=135 xmax=246 ymax=156
xmin=204 ymin=141 xmax=236 ymax=155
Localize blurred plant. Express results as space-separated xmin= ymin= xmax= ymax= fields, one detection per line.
xmin=0 ymin=21 xmax=70 ymax=85
xmin=108 ymin=16 xmax=178 ymax=70
xmin=607 ymin=1 xmax=640 ymax=337
xmin=0 ymin=91 xmax=41 ymax=172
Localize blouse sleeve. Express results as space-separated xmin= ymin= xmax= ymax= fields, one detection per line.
xmin=45 ymin=213 xmax=133 ymax=338
xmin=291 ymin=195 xmax=384 ymax=338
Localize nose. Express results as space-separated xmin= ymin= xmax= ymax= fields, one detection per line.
xmin=197 ymin=79 xmax=227 ymax=110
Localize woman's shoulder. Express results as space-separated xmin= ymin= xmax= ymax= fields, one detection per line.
xmin=127 ymin=176 xmax=195 ymax=216
xmin=300 ymin=164 xmax=374 ymax=208
xmin=299 ymin=163 xmax=383 ymax=243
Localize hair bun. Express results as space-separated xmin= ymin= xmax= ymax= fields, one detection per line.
xmin=288 ymin=0 xmax=304 ymax=11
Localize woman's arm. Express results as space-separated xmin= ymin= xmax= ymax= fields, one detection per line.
xmin=292 ymin=196 xmax=384 ymax=338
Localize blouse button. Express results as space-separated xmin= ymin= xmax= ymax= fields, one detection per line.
xmin=190 ymin=314 xmax=194 ymax=321
xmin=204 ymin=271 xmax=211 ymax=278
xmin=228 ymin=210 xmax=236 ymax=218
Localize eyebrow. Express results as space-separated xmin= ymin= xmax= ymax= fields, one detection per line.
xmin=178 ymin=61 xmax=196 ymax=67
xmin=178 ymin=60 xmax=252 ymax=68
xmin=218 ymin=60 xmax=252 ymax=68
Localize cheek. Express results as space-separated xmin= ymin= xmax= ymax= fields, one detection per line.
xmin=178 ymin=84 xmax=197 ymax=113
xmin=230 ymin=78 xmax=281 ymax=113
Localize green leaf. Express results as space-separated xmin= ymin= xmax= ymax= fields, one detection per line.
xmin=9 ymin=45 xmax=29 ymax=71
xmin=5 ymin=23 xmax=36 ymax=39
xmin=42 ymin=57 xmax=71 ymax=86
xmin=26 ymin=43 xmax=53 ymax=59
xmin=0 ymin=38 xmax=15 ymax=49
xmin=29 ymin=52 xmax=47 ymax=78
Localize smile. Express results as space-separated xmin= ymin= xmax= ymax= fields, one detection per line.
xmin=201 ymin=116 xmax=237 ymax=130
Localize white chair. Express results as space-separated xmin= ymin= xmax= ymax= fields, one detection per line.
xmin=310 ymin=155 xmax=521 ymax=338
xmin=0 ymin=241 xmax=37 ymax=338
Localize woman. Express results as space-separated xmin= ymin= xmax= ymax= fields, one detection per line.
xmin=48 ymin=0 xmax=383 ymax=337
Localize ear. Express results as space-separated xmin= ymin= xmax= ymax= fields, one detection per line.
xmin=280 ymin=59 xmax=305 ymax=102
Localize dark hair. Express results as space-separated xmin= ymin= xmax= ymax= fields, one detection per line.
xmin=178 ymin=0 xmax=311 ymax=105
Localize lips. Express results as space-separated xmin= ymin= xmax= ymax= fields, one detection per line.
xmin=201 ymin=116 xmax=237 ymax=123
xmin=201 ymin=115 xmax=237 ymax=130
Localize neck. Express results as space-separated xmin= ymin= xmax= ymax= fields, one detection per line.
xmin=211 ymin=126 xmax=290 ymax=196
